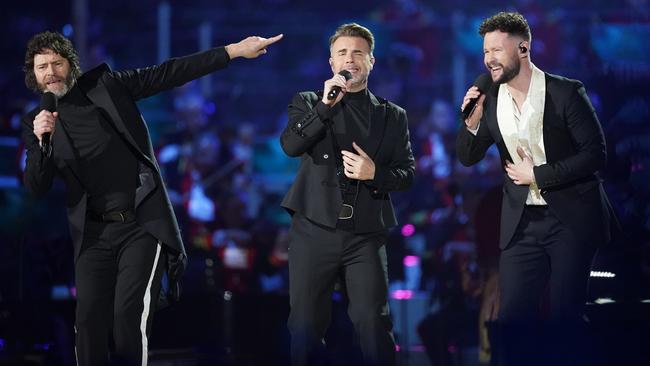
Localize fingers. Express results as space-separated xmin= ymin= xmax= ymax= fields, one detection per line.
xmin=463 ymin=93 xmax=485 ymax=129
xmin=341 ymin=150 xmax=359 ymax=162
xmin=33 ymin=111 xmax=57 ymax=141
xmin=505 ymin=164 xmax=524 ymax=185
xmin=323 ymin=76 xmax=348 ymax=104
xmin=330 ymin=75 xmax=348 ymax=89
xmin=461 ymin=86 xmax=480 ymax=110
xmin=475 ymin=94 xmax=486 ymax=110
xmin=352 ymin=142 xmax=369 ymax=158
xmin=343 ymin=159 xmax=355 ymax=172
xmin=262 ymin=34 xmax=283 ymax=46
xmin=516 ymin=146 xmax=532 ymax=162
xmin=516 ymin=146 xmax=526 ymax=159
xmin=255 ymin=34 xmax=283 ymax=54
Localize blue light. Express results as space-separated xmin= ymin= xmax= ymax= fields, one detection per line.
xmin=62 ymin=24 xmax=74 ymax=37
xmin=203 ymin=102 xmax=216 ymax=115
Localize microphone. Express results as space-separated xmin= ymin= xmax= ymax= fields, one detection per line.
xmin=461 ymin=73 xmax=493 ymax=120
xmin=327 ymin=70 xmax=353 ymax=100
xmin=39 ymin=92 xmax=57 ymax=152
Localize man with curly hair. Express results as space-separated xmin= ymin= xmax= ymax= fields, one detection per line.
xmin=456 ymin=11 xmax=616 ymax=366
xmin=21 ymin=30 xmax=282 ymax=366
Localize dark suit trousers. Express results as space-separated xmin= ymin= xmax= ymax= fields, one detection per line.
xmin=497 ymin=206 xmax=595 ymax=366
xmin=288 ymin=213 xmax=396 ymax=366
xmin=74 ymin=219 xmax=166 ymax=366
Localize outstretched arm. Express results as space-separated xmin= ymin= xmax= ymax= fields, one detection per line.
xmin=112 ymin=34 xmax=284 ymax=100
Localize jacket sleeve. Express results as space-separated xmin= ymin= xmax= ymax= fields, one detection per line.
xmin=455 ymin=113 xmax=495 ymax=167
xmin=21 ymin=113 xmax=56 ymax=196
xmin=533 ymin=82 xmax=607 ymax=189
xmin=365 ymin=106 xmax=415 ymax=193
xmin=110 ymin=47 xmax=231 ymax=101
xmin=280 ymin=92 xmax=333 ymax=157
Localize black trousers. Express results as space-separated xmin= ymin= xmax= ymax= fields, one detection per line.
xmin=287 ymin=213 xmax=396 ymax=366
xmin=497 ymin=206 xmax=596 ymax=366
xmin=74 ymin=219 xmax=166 ymax=366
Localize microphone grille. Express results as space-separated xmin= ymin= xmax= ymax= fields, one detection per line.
xmin=339 ymin=70 xmax=353 ymax=81
xmin=473 ymin=73 xmax=493 ymax=93
xmin=40 ymin=91 xmax=58 ymax=112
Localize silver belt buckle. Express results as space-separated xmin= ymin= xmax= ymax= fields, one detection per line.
xmin=338 ymin=204 xmax=354 ymax=219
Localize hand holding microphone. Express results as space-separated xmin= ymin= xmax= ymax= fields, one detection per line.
xmin=322 ymin=70 xmax=352 ymax=106
xmin=461 ymin=73 xmax=492 ymax=130
xmin=34 ymin=92 xmax=58 ymax=152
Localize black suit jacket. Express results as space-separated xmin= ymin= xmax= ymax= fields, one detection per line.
xmin=21 ymin=46 xmax=231 ymax=297
xmin=280 ymin=90 xmax=415 ymax=233
xmin=456 ymin=73 xmax=614 ymax=249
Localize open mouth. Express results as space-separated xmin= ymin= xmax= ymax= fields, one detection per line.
xmin=46 ymin=79 xmax=63 ymax=87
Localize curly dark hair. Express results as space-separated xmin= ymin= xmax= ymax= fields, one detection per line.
xmin=329 ymin=23 xmax=375 ymax=56
xmin=478 ymin=12 xmax=531 ymax=42
xmin=23 ymin=31 xmax=82 ymax=93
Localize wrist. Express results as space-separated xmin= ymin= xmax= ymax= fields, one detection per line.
xmin=225 ymin=44 xmax=240 ymax=59
xmin=530 ymin=167 xmax=536 ymax=184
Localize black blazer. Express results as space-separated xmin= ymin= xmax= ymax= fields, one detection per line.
xmin=456 ymin=73 xmax=614 ymax=249
xmin=21 ymin=47 xmax=231 ymax=295
xmin=280 ymin=90 xmax=415 ymax=233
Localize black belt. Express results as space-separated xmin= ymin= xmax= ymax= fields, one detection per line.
xmin=88 ymin=209 xmax=136 ymax=223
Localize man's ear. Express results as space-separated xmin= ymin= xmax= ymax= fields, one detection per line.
xmin=329 ymin=58 xmax=335 ymax=73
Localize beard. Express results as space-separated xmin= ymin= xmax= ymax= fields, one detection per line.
xmin=39 ymin=73 xmax=75 ymax=98
xmin=349 ymin=71 xmax=369 ymax=90
xmin=492 ymin=57 xmax=520 ymax=85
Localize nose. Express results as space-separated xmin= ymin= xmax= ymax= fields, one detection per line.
xmin=44 ymin=63 xmax=55 ymax=76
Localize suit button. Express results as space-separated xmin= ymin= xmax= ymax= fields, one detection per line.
xmin=297 ymin=123 xmax=302 ymax=128
xmin=323 ymin=154 xmax=329 ymax=159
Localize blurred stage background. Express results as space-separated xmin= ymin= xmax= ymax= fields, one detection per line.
xmin=0 ymin=0 xmax=649 ymax=365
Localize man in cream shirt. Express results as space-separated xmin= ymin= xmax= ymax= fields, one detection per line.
xmin=456 ymin=11 xmax=616 ymax=366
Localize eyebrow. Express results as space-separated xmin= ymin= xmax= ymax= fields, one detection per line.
xmin=335 ymin=48 xmax=365 ymax=54
xmin=35 ymin=59 xmax=65 ymax=67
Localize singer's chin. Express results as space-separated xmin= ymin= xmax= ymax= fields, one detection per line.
xmin=42 ymin=79 xmax=74 ymax=98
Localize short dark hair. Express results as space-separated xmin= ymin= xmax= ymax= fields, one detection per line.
xmin=329 ymin=23 xmax=375 ymax=55
xmin=23 ymin=31 xmax=82 ymax=93
xmin=479 ymin=12 xmax=531 ymax=42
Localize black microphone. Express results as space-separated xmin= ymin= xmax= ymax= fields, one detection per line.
xmin=39 ymin=92 xmax=57 ymax=152
xmin=461 ymin=73 xmax=493 ymax=120
xmin=327 ymin=70 xmax=353 ymax=100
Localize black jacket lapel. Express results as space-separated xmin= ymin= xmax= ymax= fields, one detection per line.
xmin=77 ymin=70 xmax=155 ymax=168
xmin=364 ymin=91 xmax=388 ymax=159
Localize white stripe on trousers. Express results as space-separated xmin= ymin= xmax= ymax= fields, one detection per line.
xmin=140 ymin=241 xmax=162 ymax=366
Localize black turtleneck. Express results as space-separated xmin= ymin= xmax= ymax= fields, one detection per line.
xmin=333 ymin=88 xmax=371 ymax=152
xmin=57 ymin=85 xmax=138 ymax=214
xmin=332 ymin=88 xmax=372 ymax=231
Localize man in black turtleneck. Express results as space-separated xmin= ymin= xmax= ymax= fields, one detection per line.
xmin=22 ymin=31 xmax=282 ymax=366
xmin=280 ymin=23 xmax=415 ymax=366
